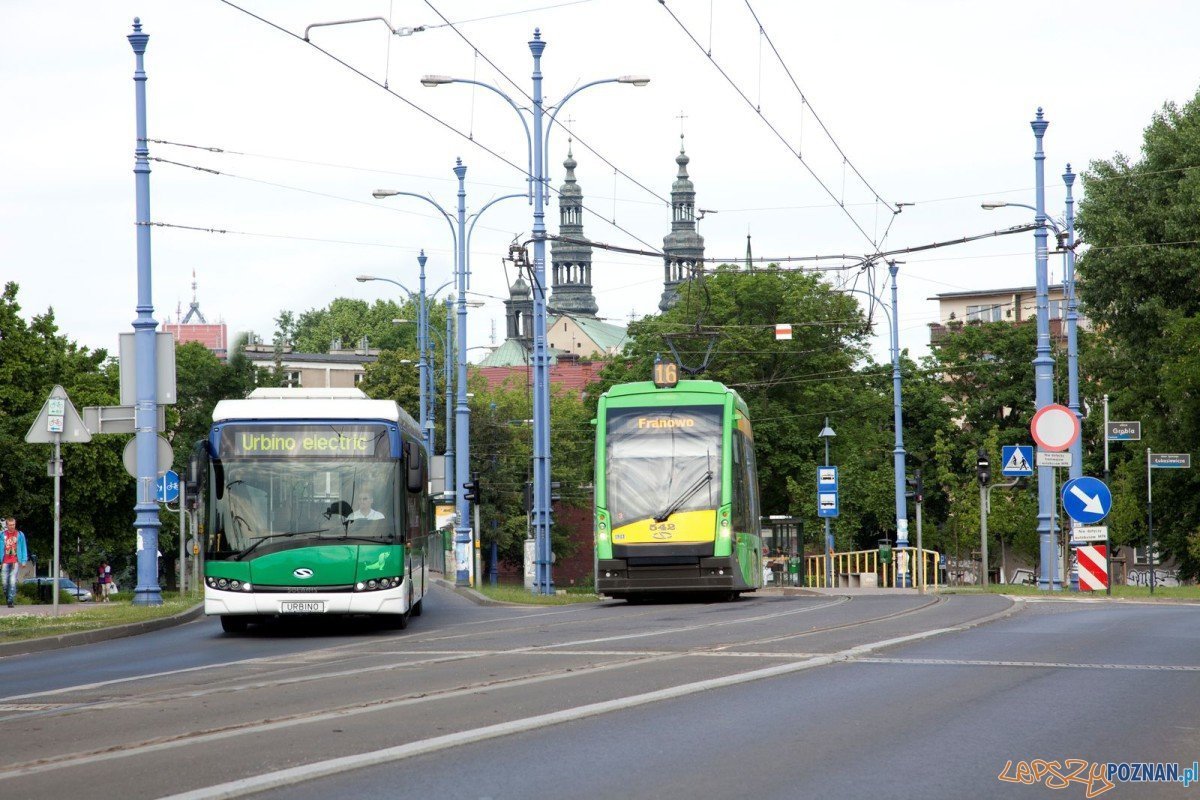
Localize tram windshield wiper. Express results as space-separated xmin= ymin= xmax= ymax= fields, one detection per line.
xmin=232 ymin=529 xmax=329 ymax=561
xmin=653 ymin=470 xmax=713 ymax=523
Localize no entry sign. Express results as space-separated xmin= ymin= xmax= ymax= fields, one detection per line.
xmin=1030 ymin=403 xmax=1080 ymax=452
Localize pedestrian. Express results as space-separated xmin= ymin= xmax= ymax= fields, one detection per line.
xmin=2 ymin=517 xmax=29 ymax=608
xmin=98 ymin=560 xmax=112 ymax=602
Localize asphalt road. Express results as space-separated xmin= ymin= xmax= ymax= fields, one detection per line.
xmin=2 ymin=587 xmax=1196 ymax=799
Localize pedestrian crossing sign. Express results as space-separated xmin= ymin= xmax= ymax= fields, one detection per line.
xmin=1001 ymin=445 xmax=1034 ymax=476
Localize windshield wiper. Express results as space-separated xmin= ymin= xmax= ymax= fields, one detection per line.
xmin=653 ymin=470 xmax=713 ymax=523
xmin=233 ymin=529 xmax=329 ymax=561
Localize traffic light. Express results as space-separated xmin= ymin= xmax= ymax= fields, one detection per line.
xmin=463 ymin=472 xmax=481 ymax=503
xmin=905 ymin=469 xmax=924 ymax=504
xmin=976 ymin=449 xmax=991 ymax=486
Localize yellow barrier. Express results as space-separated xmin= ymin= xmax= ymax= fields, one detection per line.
xmin=804 ymin=548 xmax=941 ymax=590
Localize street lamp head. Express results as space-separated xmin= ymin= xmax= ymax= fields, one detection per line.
xmin=373 ymin=189 xmax=399 ymax=199
xmin=980 ymin=201 xmax=1009 ymax=210
xmin=356 ymin=275 xmax=376 ymax=283
xmin=818 ymin=422 xmax=836 ymax=439
xmin=617 ymin=75 xmax=651 ymax=87
xmin=420 ymin=74 xmax=453 ymax=87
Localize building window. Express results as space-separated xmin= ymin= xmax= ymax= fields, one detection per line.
xmin=354 ymin=372 xmax=365 ymax=386
xmin=1133 ymin=545 xmax=1161 ymax=566
xmin=1048 ymin=300 xmax=1064 ymax=319
xmin=285 ymin=370 xmax=302 ymax=388
xmin=966 ymin=304 xmax=1003 ymax=322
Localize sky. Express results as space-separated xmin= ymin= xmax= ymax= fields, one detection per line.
xmin=5 ymin=0 xmax=1200 ymax=369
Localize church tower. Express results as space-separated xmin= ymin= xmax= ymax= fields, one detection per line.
xmin=660 ymin=135 xmax=705 ymax=312
xmin=504 ymin=274 xmax=533 ymax=342
xmin=550 ymin=142 xmax=599 ymax=317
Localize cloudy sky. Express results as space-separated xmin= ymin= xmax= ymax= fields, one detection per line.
xmin=5 ymin=0 xmax=1198 ymax=367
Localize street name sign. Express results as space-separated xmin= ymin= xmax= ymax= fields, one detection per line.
xmin=1061 ymin=477 xmax=1112 ymax=524
xmin=1106 ymin=421 xmax=1141 ymax=441
xmin=1030 ymin=403 xmax=1080 ymax=452
xmin=1149 ymin=453 xmax=1191 ymax=469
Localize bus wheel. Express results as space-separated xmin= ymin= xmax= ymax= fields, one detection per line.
xmin=411 ymin=598 xmax=423 ymax=617
xmin=387 ymin=610 xmax=410 ymax=630
xmin=220 ymin=616 xmax=249 ymax=634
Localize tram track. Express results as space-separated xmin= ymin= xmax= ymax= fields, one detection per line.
xmin=0 ymin=592 xmax=1004 ymax=787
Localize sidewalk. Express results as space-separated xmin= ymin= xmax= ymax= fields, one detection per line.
xmin=0 ymin=602 xmax=95 ymax=618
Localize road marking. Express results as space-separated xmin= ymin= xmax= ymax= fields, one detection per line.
xmin=157 ymin=625 xmax=975 ymax=800
xmin=859 ymin=657 xmax=1200 ymax=672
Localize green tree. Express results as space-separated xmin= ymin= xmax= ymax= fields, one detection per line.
xmin=0 ymin=282 xmax=132 ymax=581
xmin=282 ymin=297 xmax=416 ymax=353
xmin=1076 ymin=88 xmax=1200 ymax=576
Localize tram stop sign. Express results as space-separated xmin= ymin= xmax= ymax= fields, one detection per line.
xmin=1031 ymin=403 xmax=1080 ymax=452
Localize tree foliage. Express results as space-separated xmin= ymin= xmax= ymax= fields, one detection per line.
xmin=1077 ymin=88 xmax=1200 ymax=576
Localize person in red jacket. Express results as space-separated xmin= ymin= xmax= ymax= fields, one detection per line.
xmin=2 ymin=517 xmax=30 ymax=608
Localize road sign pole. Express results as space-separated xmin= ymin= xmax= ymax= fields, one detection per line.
xmin=179 ymin=483 xmax=186 ymax=594
xmin=52 ymin=432 xmax=61 ymax=617
xmin=979 ymin=484 xmax=988 ymax=589
xmin=1146 ymin=448 xmax=1154 ymax=596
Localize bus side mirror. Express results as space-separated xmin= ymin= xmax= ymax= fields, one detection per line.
xmin=405 ymin=441 xmax=425 ymax=494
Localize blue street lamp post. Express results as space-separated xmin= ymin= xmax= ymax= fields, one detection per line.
xmin=422 ymin=31 xmax=648 ymax=593
xmin=982 ymin=111 xmax=1075 ymax=590
xmin=358 ymin=255 xmax=455 ymax=457
xmin=128 ymin=19 xmax=162 ymax=606
xmin=373 ymin=164 xmax=521 ymax=587
xmin=840 ymin=262 xmax=909 ymax=584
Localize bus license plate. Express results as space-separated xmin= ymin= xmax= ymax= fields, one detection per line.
xmin=281 ymin=601 xmax=325 ymax=613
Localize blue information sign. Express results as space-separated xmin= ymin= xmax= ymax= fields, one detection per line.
xmin=817 ymin=466 xmax=839 ymax=518
xmin=1061 ymin=476 xmax=1111 ymax=524
xmin=1001 ymin=445 xmax=1034 ymax=477
xmin=156 ymin=469 xmax=180 ymax=503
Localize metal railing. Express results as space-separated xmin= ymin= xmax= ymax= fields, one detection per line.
xmin=805 ymin=547 xmax=941 ymax=590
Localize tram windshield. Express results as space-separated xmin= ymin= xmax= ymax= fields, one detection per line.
xmin=604 ymin=405 xmax=722 ymax=526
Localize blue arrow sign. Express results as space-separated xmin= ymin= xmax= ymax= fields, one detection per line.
xmin=1061 ymin=476 xmax=1111 ymax=524
xmin=156 ymin=469 xmax=180 ymax=504
xmin=1001 ymin=445 xmax=1034 ymax=476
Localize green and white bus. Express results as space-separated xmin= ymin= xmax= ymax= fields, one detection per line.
xmin=200 ymin=388 xmax=431 ymax=633
xmin=594 ymin=376 xmax=764 ymax=600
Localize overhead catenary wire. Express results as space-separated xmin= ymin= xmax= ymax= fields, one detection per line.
xmin=657 ymin=0 xmax=894 ymax=250
xmin=215 ymin=0 xmax=664 ymax=256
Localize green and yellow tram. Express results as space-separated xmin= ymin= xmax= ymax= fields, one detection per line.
xmin=594 ymin=377 xmax=764 ymax=600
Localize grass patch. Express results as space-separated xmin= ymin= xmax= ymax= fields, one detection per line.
xmin=940 ymin=583 xmax=1200 ymax=600
xmin=0 ymin=593 xmax=202 ymax=644
xmin=474 ymin=582 xmax=601 ymax=605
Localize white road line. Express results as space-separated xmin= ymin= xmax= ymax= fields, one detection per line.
xmin=859 ymin=657 xmax=1200 ymax=672
xmin=157 ymin=625 xmax=968 ymax=800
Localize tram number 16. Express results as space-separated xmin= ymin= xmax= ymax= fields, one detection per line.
xmin=653 ymin=361 xmax=679 ymax=389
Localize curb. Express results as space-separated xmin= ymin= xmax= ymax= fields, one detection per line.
xmin=430 ymin=577 xmax=524 ymax=607
xmin=0 ymin=603 xmax=205 ymax=659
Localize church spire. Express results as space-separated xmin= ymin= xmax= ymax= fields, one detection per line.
xmin=550 ymin=139 xmax=599 ymax=317
xmin=660 ymin=134 xmax=705 ymax=312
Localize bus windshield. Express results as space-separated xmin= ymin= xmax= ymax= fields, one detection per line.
xmin=209 ymin=459 xmax=400 ymax=557
xmin=605 ymin=405 xmax=722 ymax=526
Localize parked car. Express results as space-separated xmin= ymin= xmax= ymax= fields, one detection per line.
xmin=22 ymin=577 xmax=93 ymax=602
